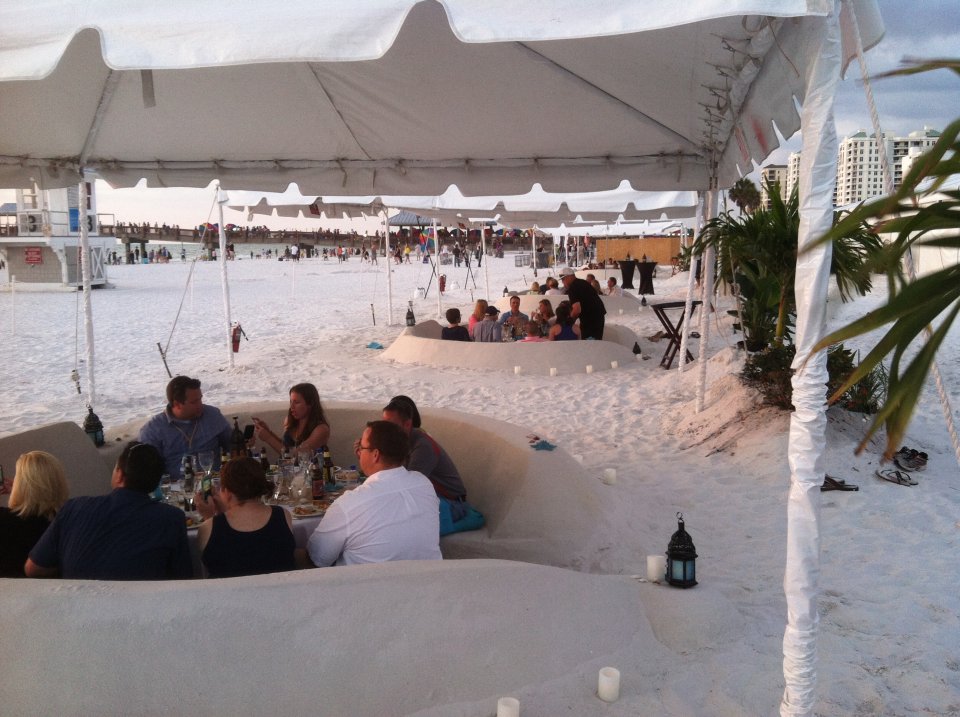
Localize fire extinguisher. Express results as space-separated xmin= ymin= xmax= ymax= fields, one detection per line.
xmin=439 ymin=274 xmax=446 ymax=294
xmin=231 ymin=322 xmax=247 ymax=353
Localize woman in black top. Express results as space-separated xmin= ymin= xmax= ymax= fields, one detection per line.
xmin=0 ymin=451 xmax=69 ymax=577
xmin=197 ymin=457 xmax=296 ymax=578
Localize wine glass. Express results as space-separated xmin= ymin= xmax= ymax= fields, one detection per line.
xmin=160 ymin=474 xmax=172 ymax=502
xmin=197 ymin=450 xmax=214 ymax=477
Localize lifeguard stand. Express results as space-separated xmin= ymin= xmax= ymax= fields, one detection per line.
xmin=0 ymin=178 xmax=114 ymax=288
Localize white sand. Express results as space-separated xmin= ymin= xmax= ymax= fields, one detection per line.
xmin=0 ymin=253 xmax=958 ymax=715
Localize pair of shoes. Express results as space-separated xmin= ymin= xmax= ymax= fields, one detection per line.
xmin=875 ymin=468 xmax=918 ymax=486
xmin=894 ymin=446 xmax=928 ymax=472
xmin=689 ymin=331 xmax=701 ymax=339
xmin=821 ymin=475 xmax=859 ymax=491
xmin=646 ymin=330 xmax=666 ymax=342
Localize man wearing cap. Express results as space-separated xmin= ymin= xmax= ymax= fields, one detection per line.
xmin=475 ymin=305 xmax=503 ymax=342
xmin=559 ymin=267 xmax=607 ymax=340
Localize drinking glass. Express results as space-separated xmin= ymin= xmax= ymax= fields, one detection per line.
xmin=197 ymin=450 xmax=214 ymax=476
xmin=160 ymin=473 xmax=172 ymax=502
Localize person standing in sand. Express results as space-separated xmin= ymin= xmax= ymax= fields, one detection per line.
xmin=559 ymin=267 xmax=606 ymax=340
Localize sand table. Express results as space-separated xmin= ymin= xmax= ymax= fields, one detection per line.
xmin=383 ymin=320 xmax=638 ymax=376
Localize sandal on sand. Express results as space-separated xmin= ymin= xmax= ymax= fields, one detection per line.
xmin=821 ymin=475 xmax=859 ymax=491
xmin=875 ymin=469 xmax=917 ymax=486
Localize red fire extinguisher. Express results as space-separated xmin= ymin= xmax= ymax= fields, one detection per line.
xmin=439 ymin=274 xmax=447 ymax=294
xmin=231 ymin=322 xmax=247 ymax=353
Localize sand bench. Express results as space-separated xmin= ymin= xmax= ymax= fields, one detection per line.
xmin=0 ymin=421 xmax=114 ymax=500
xmin=105 ymin=401 xmax=608 ymax=569
xmin=383 ymin=320 xmax=638 ymax=375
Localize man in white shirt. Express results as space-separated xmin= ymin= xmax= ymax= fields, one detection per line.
xmin=306 ymin=421 xmax=441 ymax=567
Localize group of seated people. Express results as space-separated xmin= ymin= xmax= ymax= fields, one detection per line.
xmin=0 ymin=377 xmax=482 ymax=581
xmin=442 ymin=294 xmax=581 ymax=343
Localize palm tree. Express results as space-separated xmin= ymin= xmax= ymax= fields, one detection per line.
xmin=811 ymin=59 xmax=960 ymax=457
xmin=695 ymin=185 xmax=881 ymax=348
xmin=729 ymin=177 xmax=761 ymax=215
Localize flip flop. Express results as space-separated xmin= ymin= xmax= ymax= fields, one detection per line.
xmin=821 ymin=475 xmax=859 ymax=492
xmin=875 ymin=468 xmax=917 ymax=486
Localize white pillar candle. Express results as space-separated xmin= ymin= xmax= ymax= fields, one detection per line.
xmin=618 ymin=308 xmax=624 ymax=315
xmin=572 ymin=453 xmax=584 ymax=464
xmin=646 ymin=554 xmax=666 ymax=583
xmin=549 ymin=367 xmax=557 ymax=377
xmin=497 ymin=696 xmax=520 ymax=717
xmin=514 ymin=365 xmax=521 ymax=374
xmin=598 ymin=667 xmax=620 ymax=703
xmin=602 ymin=468 xmax=617 ymax=485
xmin=610 ymin=360 xmax=619 ymax=369
xmin=585 ymin=364 xmax=594 ymax=374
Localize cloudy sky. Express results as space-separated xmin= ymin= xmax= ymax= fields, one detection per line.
xmin=5 ymin=1 xmax=958 ymax=230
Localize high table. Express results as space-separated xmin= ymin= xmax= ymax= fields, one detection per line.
xmin=636 ymin=261 xmax=657 ymax=297
xmin=651 ymin=300 xmax=701 ymax=369
xmin=619 ymin=259 xmax=637 ymax=289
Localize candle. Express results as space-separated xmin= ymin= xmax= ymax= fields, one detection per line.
xmin=598 ymin=667 xmax=620 ymax=703
xmin=610 ymin=360 xmax=619 ymax=369
xmin=585 ymin=364 xmax=594 ymax=374
xmin=549 ymin=367 xmax=557 ymax=377
xmin=497 ymin=696 xmax=520 ymax=717
xmin=646 ymin=554 xmax=666 ymax=583
xmin=602 ymin=468 xmax=617 ymax=485
xmin=514 ymin=365 xmax=521 ymax=375
xmin=572 ymin=453 xmax=584 ymax=464
xmin=618 ymin=308 xmax=624 ymax=315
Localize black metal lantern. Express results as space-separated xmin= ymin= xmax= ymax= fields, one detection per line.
xmin=666 ymin=512 xmax=697 ymax=588
xmin=83 ymin=405 xmax=105 ymax=447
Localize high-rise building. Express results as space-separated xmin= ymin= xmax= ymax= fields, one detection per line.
xmin=775 ymin=127 xmax=941 ymax=207
xmin=759 ymin=164 xmax=788 ymax=209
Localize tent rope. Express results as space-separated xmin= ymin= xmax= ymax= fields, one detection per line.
xmin=847 ymin=1 xmax=960 ymax=467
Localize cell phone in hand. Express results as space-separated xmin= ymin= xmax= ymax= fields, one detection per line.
xmin=243 ymin=424 xmax=255 ymax=441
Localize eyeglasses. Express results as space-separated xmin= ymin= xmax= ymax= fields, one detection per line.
xmin=355 ymin=444 xmax=375 ymax=453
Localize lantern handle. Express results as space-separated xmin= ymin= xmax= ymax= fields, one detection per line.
xmin=676 ymin=511 xmax=684 ymax=522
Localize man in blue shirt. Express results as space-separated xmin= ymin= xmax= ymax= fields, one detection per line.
xmin=139 ymin=375 xmax=233 ymax=479
xmin=25 ymin=442 xmax=192 ymax=580
xmin=498 ymin=293 xmax=529 ymax=339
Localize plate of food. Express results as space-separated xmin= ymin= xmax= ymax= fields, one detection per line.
xmin=292 ymin=504 xmax=323 ymax=519
xmin=184 ymin=512 xmax=204 ymax=530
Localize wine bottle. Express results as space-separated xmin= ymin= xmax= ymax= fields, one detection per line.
xmin=230 ymin=416 xmax=246 ymax=458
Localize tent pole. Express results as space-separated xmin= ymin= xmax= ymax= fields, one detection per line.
xmin=433 ymin=217 xmax=442 ymax=318
xmin=383 ymin=209 xmax=394 ymax=325
xmin=679 ymin=191 xmax=704 ymax=376
xmin=480 ymin=222 xmax=490 ymax=302
xmin=693 ymin=188 xmax=718 ymax=408
xmin=78 ymin=170 xmax=96 ymax=408
xmin=781 ymin=6 xmax=840 ymax=715
xmin=531 ymin=228 xmax=537 ymax=278
xmin=216 ymin=187 xmax=235 ymax=369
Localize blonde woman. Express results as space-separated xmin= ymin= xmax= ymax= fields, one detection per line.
xmin=1 ymin=451 xmax=68 ymax=577
xmin=468 ymin=299 xmax=488 ymax=339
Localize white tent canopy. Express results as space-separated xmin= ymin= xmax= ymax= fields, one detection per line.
xmin=0 ymin=1 xmax=879 ymax=196
xmin=0 ymin=3 xmax=884 ymax=715
xmin=227 ymin=183 xmax=699 ymax=225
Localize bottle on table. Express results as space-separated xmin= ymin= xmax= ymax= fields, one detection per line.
xmin=220 ymin=448 xmax=229 ymax=469
xmin=259 ymin=448 xmax=271 ymax=473
xmin=230 ymin=417 xmax=246 ymax=458
xmin=309 ymin=454 xmax=324 ymax=500
xmin=182 ymin=455 xmax=196 ymax=508
xmin=321 ymin=445 xmax=336 ymax=487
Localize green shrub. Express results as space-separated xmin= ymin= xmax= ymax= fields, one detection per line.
xmin=741 ymin=343 xmax=884 ymax=413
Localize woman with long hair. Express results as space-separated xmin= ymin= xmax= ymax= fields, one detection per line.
xmin=548 ymin=301 xmax=581 ymax=341
xmin=253 ymin=383 xmax=330 ymax=456
xmin=0 ymin=451 xmax=69 ymax=577
xmin=467 ymin=299 xmax=488 ymax=340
